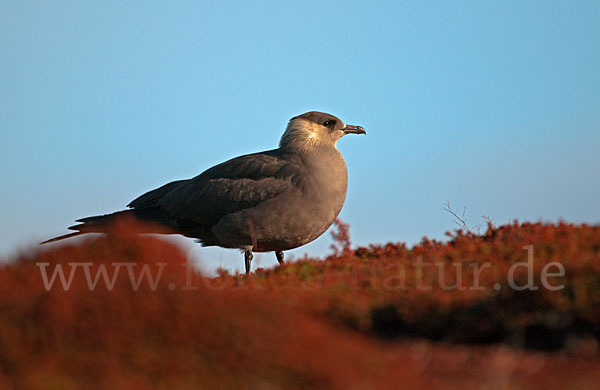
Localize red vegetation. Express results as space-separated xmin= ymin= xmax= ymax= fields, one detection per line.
xmin=0 ymin=219 xmax=599 ymax=388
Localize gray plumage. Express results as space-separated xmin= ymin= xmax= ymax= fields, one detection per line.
xmin=42 ymin=111 xmax=366 ymax=273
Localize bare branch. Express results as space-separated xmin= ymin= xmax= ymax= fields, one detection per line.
xmin=444 ymin=201 xmax=474 ymax=235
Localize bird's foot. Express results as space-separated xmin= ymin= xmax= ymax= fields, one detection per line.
xmin=244 ymin=250 xmax=253 ymax=274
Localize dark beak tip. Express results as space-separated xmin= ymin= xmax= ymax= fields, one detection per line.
xmin=343 ymin=125 xmax=366 ymax=135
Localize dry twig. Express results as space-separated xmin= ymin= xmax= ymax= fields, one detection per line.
xmin=444 ymin=201 xmax=474 ymax=235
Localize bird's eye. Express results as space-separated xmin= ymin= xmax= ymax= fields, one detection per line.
xmin=323 ymin=120 xmax=335 ymax=127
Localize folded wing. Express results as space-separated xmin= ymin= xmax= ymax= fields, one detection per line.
xmin=128 ymin=150 xmax=300 ymax=227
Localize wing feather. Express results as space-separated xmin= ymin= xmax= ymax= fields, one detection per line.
xmin=135 ymin=150 xmax=301 ymax=225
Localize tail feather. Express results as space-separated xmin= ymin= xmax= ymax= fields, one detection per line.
xmin=41 ymin=210 xmax=134 ymax=245
xmin=41 ymin=208 xmax=184 ymax=245
xmin=40 ymin=231 xmax=85 ymax=244
xmin=74 ymin=210 xmax=132 ymax=225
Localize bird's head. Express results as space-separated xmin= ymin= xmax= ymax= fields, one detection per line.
xmin=279 ymin=111 xmax=366 ymax=152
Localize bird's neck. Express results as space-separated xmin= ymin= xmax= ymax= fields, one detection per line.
xmin=279 ymin=143 xmax=344 ymax=169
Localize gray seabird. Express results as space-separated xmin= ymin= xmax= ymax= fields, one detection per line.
xmin=43 ymin=111 xmax=366 ymax=273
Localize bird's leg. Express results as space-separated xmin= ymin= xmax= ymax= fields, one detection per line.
xmin=244 ymin=250 xmax=253 ymax=274
xmin=275 ymin=251 xmax=284 ymax=265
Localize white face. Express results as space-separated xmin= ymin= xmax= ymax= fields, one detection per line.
xmin=281 ymin=118 xmax=345 ymax=150
xmin=279 ymin=112 xmax=364 ymax=152
xmin=306 ymin=119 xmax=347 ymax=143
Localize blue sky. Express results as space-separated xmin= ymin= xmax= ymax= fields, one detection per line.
xmin=1 ymin=1 xmax=599 ymax=273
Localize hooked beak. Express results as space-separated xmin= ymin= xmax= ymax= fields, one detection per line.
xmin=342 ymin=124 xmax=366 ymax=135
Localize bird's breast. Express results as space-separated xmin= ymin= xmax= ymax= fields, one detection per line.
xmin=255 ymin=152 xmax=348 ymax=250
xmin=212 ymin=150 xmax=349 ymax=252
xmin=301 ymin=152 xmax=348 ymax=209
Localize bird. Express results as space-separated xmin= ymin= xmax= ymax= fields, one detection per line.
xmin=42 ymin=111 xmax=366 ymax=274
